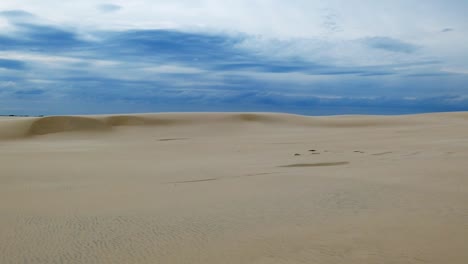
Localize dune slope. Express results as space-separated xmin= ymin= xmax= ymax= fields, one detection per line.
xmin=1 ymin=112 xmax=467 ymax=264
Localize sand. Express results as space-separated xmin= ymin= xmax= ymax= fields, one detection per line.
xmin=0 ymin=112 xmax=467 ymax=263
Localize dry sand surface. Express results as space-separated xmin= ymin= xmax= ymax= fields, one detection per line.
xmin=1 ymin=112 xmax=467 ymax=263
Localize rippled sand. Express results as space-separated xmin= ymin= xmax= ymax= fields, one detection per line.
xmin=1 ymin=112 xmax=467 ymax=263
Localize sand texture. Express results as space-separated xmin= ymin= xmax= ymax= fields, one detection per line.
xmin=1 ymin=112 xmax=467 ymax=263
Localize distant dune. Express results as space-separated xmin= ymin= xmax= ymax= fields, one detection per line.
xmin=1 ymin=112 xmax=467 ymax=263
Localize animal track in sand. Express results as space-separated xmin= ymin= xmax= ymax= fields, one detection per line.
xmin=278 ymin=162 xmax=349 ymax=168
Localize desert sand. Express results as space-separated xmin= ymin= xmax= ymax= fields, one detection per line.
xmin=0 ymin=112 xmax=467 ymax=263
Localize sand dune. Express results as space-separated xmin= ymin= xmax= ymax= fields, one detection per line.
xmin=1 ymin=112 xmax=468 ymax=263
xmin=0 ymin=112 xmax=444 ymax=139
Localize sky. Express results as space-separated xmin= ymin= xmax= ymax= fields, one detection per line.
xmin=0 ymin=0 xmax=467 ymax=115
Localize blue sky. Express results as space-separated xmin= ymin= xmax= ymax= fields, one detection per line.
xmin=0 ymin=1 xmax=467 ymax=115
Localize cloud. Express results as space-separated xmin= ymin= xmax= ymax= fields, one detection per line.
xmin=0 ymin=10 xmax=35 ymax=18
xmin=0 ymin=22 xmax=87 ymax=51
xmin=97 ymin=4 xmax=122 ymax=13
xmin=99 ymin=30 xmax=243 ymax=63
xmin=441 ymin=28 xmax=454 ymax=33
xmin=0 ymin=7 xmax=466 ymax=115
xmin=364 ymin=37 xmax=418 ymax=53
xmin=0 ymin=20 xmax=456 ymax=80
xmin=0 ymin=58 xmax=26 ymax=70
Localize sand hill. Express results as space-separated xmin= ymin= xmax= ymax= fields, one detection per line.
xmin=1 ymin=112 xmax=467 ymax=263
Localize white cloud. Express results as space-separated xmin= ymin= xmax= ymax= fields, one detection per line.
xmin=0 ymin=1 xmax=465 ymax=37
xmin=1 ymin=1 xmax=466 ymax=69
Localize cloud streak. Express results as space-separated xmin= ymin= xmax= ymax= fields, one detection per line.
xmin=364 ymin=37 xmax=418 ymax=53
